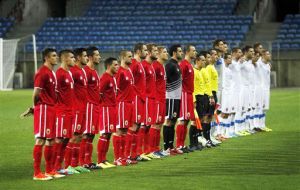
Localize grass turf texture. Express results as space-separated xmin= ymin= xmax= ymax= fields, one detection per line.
xmin=0 ymin=88 xmax=299 ymax=190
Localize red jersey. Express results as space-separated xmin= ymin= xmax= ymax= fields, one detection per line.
xmin=99 ymin=72 xmax=116 ymax=107
xmin=56 ymin=67 xmax=74 ymax=113
xmin=153 ymin=60 xmax=166 ymax=102
xmin=142 ymin=60 xmax=156 ymax=99
xmin=33 ymin=65 xmax=57 ymax=106
xmin=115 ymin=66 xmax=135 ymax=102
xmin=84 ymin=65 xmax=100 ymax=105
xmin=130 ymin=58 xmax=146 ymax=100
xmin=179 ymin=59 xmax=194 ymax=94
xmin=70 ymin=65 xmax=87 ymax=111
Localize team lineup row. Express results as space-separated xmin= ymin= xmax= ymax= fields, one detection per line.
xmin=28 ymin=40 xmax=272 ymax=180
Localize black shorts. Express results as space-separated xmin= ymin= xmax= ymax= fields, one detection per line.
xmin=165 ymin=99 xmax=180 ymax=121
xmin=208 ymin=92 xmax=217 ymax=115
xmin=212 ymin=91 xmax=218 ymax=104
xmin=195 ymin=95 xmax=209 ymax=117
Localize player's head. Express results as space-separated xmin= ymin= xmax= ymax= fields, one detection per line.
xmin=157 ymin=46 xmax=169 ymax=62
xmin=224 ymin=53 xmax=232 ymax=65
xmin=242 ymin=45 xmax=254 ymax=60
xmin=252 ymin=52 xmax=260 ymax=64
xmin=134 ymin=43 xmax=148 ymax=59
xmin=104 ymin=57 xmax=119 ymax=74
xmin=87 ymin=46 xmax=101 ymax=65
xmin=254 ymin=42 xmax=263 ymax=55
xmin=262 ymin=49 xmax=271 ymax=62
xmin=59 ymin=49 xmax=75 ymax=67
xmin=120 ymin=50 xmax=133 ymax=66
xmin=213 ymin=39 xmax=224 ymax=53
xmin=223 ymin=41 xmax=228 ymax=53
xmin=168 ymin=44 xmax=183 ymax=61
xmin=74 ymin=48 xmax=88 ymax=66
xmin=195 ymin=52 xmax=206 ymax=68
xmin=231 ymin=47 xmax=243 ymax=60
xmin=42 ymin=48 xmax=58 ymax=65
xmin=209 ymin=49 xmax=218 ymax=64
xmin=146 ymin=43 xmax=158 ymax=61
xmin=184 ymin=44 xmax=197 ymax=60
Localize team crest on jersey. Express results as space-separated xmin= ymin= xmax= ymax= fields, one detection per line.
xmin=177 ymin=69 xmax=179 ymax=72
xmin=226 ymin=108 xmax=228 ymax=111
xmin=109 ymin=124 xmax=114 ymax=130
xmin=109 ymin=83 xmax=113 ymax=87
xmin=173 ymin=112 xmax=177 ymax=117
xmin=256 ymin=103 xmax=259 ymax=106
xmin=92 ymin=125 xmax=95 ymax=131
xmin=232 ymin=107 xmax=235 ymax=110
xmin=92 ymin=77 xmax=95 ymax=81
xmin=46 ymin=129 xmax=50 ymax=134
xmin=125 ymin=120 xmax=128 ymax=126
xmin=80 ymin=76 xmax=83 ymax=80
xmin=158 ymin=116 xmax=162 ymax=121
xmin=263 ymin=104 xmax=265 ymax=108
xmin=149 ymin=71 xmax=152 ymax=74
xmin=126 ymin=77 xmax=129 ymax=80
xmin=139 ymin=69 xmax=142 ymax=73
xmin=50 ymin=78 xmax=53 ymax=83
xmin=148 ymin=117 xmax=151 ymax=122
xmin=63 ymin=129 xmax=67 ymax=135
xmin=160 ymin=72 xmax=163 ymax=76
xmin=65 ymin=79 xmax=69 ymax=83
xmin=189 ymin=69 xmax=192 ymax=73
xmin=137 ymin=115 xmax=141 ymax=120
xmin=187 ymin=112 xmax=190 ymax=117
xmin=77 ymin=125 xmax=81 ymax=130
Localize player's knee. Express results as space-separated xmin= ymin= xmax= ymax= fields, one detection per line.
xmin=35 ymin=138 xmax=45 ymax=145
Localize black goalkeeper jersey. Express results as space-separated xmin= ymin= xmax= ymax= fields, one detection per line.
xmin=165 ymin=58 xmax=182 ymax=100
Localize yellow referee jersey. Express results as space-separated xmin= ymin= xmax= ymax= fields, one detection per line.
xmin=193 ymin=67 xmax=204 ymax=102
xmin=206 ymin=64 xmax=218 ymax=92
xmin=201 ymin=67 xmax=213 ymax=97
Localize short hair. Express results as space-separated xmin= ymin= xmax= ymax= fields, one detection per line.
xmin=59 ymin=49 xmax=74 ymax=58
xmin=231 ymin=47 xmax=241 ymax=54
xmin=242 ymin=45 xmax=253 ymax=53
xmin=42 ymin=48 xmax=56 ymax=61
xmin=157 ymin=46 xmax=166 ymax=53
xmin=195 ymin=51 xmax=206 ymax=61
xmin=119 ymin=50 xmax=131 ymax=59
xmin=261 ymin=49 xmax=269 ymax=55
xmin=168 ymin=44 xmax=181 ymax=57
xmin=86 ymin=46 xmax=99 ymax=57
xmin=146 ymin=43 xmax=157 ymax=53
xmin=133 ymin=43 xmax=144 ymax=53
xmin=73 ymin=48 xmax=87 ymax=57
xmin=184 ymin=44 xmax=195 ymax=53
xmin=104 ymin=57 xmax=117 ymax=69
xmin=213 ymin=39 xmax=223 ymax=48
xmin=253 ymin=42 xmax=262 ymax=50
xmin=224 ymin=53 xmax=231 ymax=60
xmin=209 ymin=49 xmax=217 ymax=55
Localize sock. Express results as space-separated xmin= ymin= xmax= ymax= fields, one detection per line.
xmin=113 ymin=135 xmax=121 ymax=160
xmin=189 ymin=125 xmax=197 ymax=146
xmin=131 ymin=132 xmax=138 ymax=158
xmin=51 ymin=143 xmax=57 ymax=169
xmin=120 ymin=135 xmax=126 ymax=159
xmin=183 ymin=124 xmax=188 ymax=147
xmin=125 ymin=129 xmax=134 ymax=158
xmin=44 ymin=145 xmax=53 ymax=173
xmin=137 ymin=126 xmax=145 ymax=155
xmin=104 ymin=137 xmax=110 ymax=161
xmin=71 ymin=143 xmax=80 ymax=167
xmin=97 ymin=136 xmax=108 ymax=163
xmin=33 ymin=145 xmax=43 ymax=176
xmin=148 ymin=127 xmax=156 ymax=153
xmin=54 ymin=142 xmax=63 ymax=170
xmin=169 ymin=125 xmax=175 ymax=149
xmin=84 ymin=138 xmax=93 ymax=164
xmin=176 ymin=124 xmax=185 ymax=148
xmin=163 ymin=125 xmax=170 ymax=150
xmin=64 ymin=142 xmax=73 ymax=168
xmin=143 ymin=126 xmax=150 ymax=154
xmin=79 ymin=138 xmax=87 ymax=166
xmin=155 ymin=128 xmax=161 ymax=151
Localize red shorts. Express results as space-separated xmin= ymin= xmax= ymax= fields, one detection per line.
xmin=84 ymin=102 xmax=99 ymax=134
xmin=116 ymin=101 xmax=133 ymax=129
xmin=145 ymin=97 xmax=156 ymax=126
xmin=56 ymin=112 xmax=73 ymax=139
xmin=72 ymin=110 xmax=86 ymax=134
xmin=154 ymin=100 xmax=166 ymax=124
xmin=99 ymin=106 xmax=117 ymax=134
xmin=132 ymin=95 xmax=145 ymax=124
xmin=34 ymin=104 xmax=56 ymax=139
xmin=179 ymin=92 xmax=195 ymax=121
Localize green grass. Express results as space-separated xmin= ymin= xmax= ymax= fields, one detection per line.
xmin=0 ymin=88 xmax=299 ymax=190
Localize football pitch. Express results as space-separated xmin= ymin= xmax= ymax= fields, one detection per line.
xmin=0 ymin=88 xmax=299 ymax=190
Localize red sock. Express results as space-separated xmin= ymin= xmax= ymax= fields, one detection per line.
xmin=64 ymin=142 xmax=73 ymax=168
xmin=84 ymin=138 xmax=93 ymax=164
xmin=104 ymin=137 xmax=110 ymax=161
xmin=183 ymin=125 xmax=188 ymax=147
xmin=137 ymin=126 xmax=145 ymax=155
xmin=97 ymin=136 xmax=108 ymax=163
xmin=125 ymin=130 xmax=134 ymax=158
xmin=155 ymin=128 xmax=161 ymax=151
xmin=51 ymin=143 xmax=57 ymax=169
xmin=143 ymin=127 xmax=150 ymax=154
xmin=79 ymin=138 xmax=87 ymax=166
xmin=120 ymin=135 xmax=126 ymax=159
xmin=54 ymin=143 xmax=63 ymax=170
xmin=148 ymin=127 xmax=156 ymax=153
xmin=112 ymin=135 xmax=121 ymax=160
xmin=176 ymin=124 xmax=185 ymax=148
xmin=131 ymin=132 xmax=138 ymax=158
xmin=71 ymin=143 xmax=80 ymax=167
xmin=44 ymin=145 xmax=53 ymax=173
xmin=33 ymin=145 xmax=43 ymax=176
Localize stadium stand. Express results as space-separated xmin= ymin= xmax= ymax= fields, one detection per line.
xmin=27 ymin=0 xmax=253 ymax=52
xmin=273 ymin=14 xmax=300 ymax=50
xmin=0 ymin=18 xmax=14 ymax=38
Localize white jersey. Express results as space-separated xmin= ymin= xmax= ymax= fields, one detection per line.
xmin=257 ymin=59 xmax=271 ymax=110
xmin=230 ymin=59 xmax=242 ymax=92
xmin=222 ymin=64 xmax=233 ymax=92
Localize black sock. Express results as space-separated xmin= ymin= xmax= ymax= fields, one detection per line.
xmin=163 ymin=125 xmax=169 ymax=150
xmin=202 ymin=123 xmax=209 ymax=140
xmin=207 ymin=123 xmax=212 ymax=141
xmin=189 ymin=125 xmax=197 ymax=146
xmin=169 ymin=125 xmax=175 ymax=149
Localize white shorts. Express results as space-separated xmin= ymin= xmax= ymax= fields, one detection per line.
xmin=240 ymin=85 xmax=251 ymax=112
xmin=221 ymin=90 xmax=233 ymax=114
xmin=262 ymin=88 xmax=270 ymax=110
xmin=253 ymin=85 xmax=263 ymax=109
